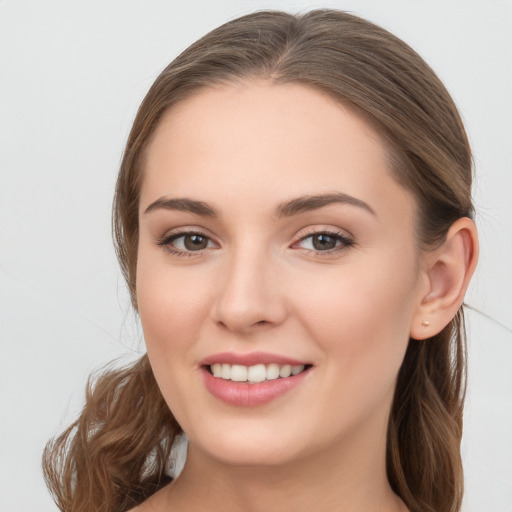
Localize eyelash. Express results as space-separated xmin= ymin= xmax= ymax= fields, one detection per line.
xmin=156 ymin=230 xmax=213 ymax=258
xmin=156 ymin=229 xmax=354 ymax=258
xmin=294 ymin=228 xmax=354 ymax=257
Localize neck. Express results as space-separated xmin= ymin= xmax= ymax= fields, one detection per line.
xmin=162 ymin=428 xmax=407 ymax=512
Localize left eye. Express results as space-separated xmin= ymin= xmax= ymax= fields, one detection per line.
xmin=297 ymin=232 xmax=352 ymax=252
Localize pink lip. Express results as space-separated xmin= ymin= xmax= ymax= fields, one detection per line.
xmin=200 ymin=353 xmax=312 ymax=407
xmin=200 ymin=351 xmax=308 ymax=367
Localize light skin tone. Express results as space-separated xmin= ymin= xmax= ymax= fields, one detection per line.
xmin=131 ymin=81 xmax=478 ymax=512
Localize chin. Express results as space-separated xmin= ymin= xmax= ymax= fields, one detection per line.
xmin=188 ymin=422 xmax=309 ymax=468
xmin=206 ymin=444 xmax=299 ymax=468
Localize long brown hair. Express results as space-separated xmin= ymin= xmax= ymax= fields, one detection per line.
xmin=43 ymin=10 xmax=473 ymax=512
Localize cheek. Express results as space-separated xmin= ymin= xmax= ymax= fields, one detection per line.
xmin=295 ymin=256 xmax=418 ymax=378
xmin=135 ymin=256 xmax=214 ymax=422
xmin=136 ymin=254 xmax=211 ymax=358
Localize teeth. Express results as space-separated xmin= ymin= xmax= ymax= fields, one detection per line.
xmin=212 ymin=363 xmax=222 ymax=377
xmin=247 ymin=364 xmax=266 ymax=383
xmin=266 ymin=363 xmax=280 ymax=380
xmin=209 ymin=363 xmax=306 ymax=383
xmin=231 ymin=365 xmax=247 ymax=382
xmin=292 ymin=365 xmax=304 ymax=375
xmin=279 ymin=364 xmax=291 ymax=378
xmin=221 ymin=363 xmax=231 ymax=380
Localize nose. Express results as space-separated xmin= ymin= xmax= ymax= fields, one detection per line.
xmin=211 ymin=247 xmax=287 ymax=334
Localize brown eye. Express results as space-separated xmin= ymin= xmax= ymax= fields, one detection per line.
xmin=311 ymin=234 xmax=337 ymax=250
xmin=295 ymin=230 xmax=354 ymax=255
xmin=157 ymin=231 xmax=216 ymax=256
xmin=183 ymin=234 xmax=209 ymax=250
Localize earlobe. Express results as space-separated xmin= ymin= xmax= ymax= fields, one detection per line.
xmin=410 ymin=217 xmax=479 ymax=340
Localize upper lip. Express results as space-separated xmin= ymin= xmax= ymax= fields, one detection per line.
xmin=200 ymin=351 xmax=310 ymax=367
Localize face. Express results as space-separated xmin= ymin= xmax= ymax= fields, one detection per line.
xmin=136 ymin=81 xmax=425 ymax=468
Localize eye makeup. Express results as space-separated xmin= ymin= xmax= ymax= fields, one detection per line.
xmin=293 ymin=228 xmax=354 ymax=257
xmin=156 ymin=226 xmax=355 ymax=259
xmin=156 ymin=229 xmax=216 ymax=257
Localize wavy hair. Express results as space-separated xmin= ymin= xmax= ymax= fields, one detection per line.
xmin=43 ymin=9 xmax=473 ymax=512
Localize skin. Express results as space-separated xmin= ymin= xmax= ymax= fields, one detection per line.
xmin=133 ymin=81 xmax=476 ymax=512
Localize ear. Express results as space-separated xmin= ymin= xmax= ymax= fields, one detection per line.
xmin=410 ymin=217 xmax=479 ymax=340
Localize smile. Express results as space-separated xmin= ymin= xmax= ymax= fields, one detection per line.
xmin=201 ymin=358 xmax=312 ymax=407
xmin=209 ymin=363 xmax=307 ymax=383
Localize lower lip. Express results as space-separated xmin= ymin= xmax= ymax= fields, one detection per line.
xmin=202 ymin=367 xmax=311 ymax=407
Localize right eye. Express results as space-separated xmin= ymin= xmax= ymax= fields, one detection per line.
xmin=157 ymin=231 xmax=217 ymax=256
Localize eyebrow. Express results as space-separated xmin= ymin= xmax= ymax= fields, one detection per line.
xmin=143 ymin=192 xmax=376 ymax=218
xmin=275 ymin=192 xmax=376 ymax=218
xmin=144 ymin=197 xmax=219 ymax=216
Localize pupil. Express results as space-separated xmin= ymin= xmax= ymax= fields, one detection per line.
xmin=185 ymin=234 xmax=207 ymax=250
xmin=313 ymin=234 xmax=336 ymax=250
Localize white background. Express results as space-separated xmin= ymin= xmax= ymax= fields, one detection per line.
xmin=0 ymin=1 xmax=511 ymax=511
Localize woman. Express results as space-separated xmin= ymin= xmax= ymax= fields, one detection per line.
xmin=43 ymin=9 xmax=478 ymax=512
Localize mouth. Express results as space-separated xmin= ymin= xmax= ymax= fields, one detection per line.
xmin=206 ymin=362 xmax=312 ymax=384
xmin=200 ymin=354 xmax=313 ymax=406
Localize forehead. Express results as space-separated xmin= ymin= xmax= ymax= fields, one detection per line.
xmin=141 ymin=80 xmax=415 ymax=223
